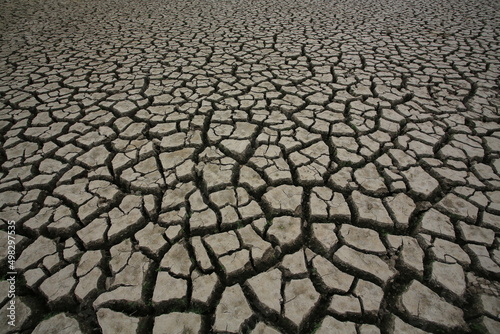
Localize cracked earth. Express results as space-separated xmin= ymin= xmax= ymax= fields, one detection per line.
xmin=0 ymin=0 xmax=499 ymax=333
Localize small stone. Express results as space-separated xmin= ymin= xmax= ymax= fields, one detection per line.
xmin=335 ymin=148 xmax=364 ymax=165
xmin=486 ymin=191 xmax=500 ymax=213
xmin=121 ymin=122 xmax=147 ymax=139
xmin=401 ymin=280 xmax=466 ymax=329
xmin=144 ymin=194 xmax=157 ymax=217
xmin=120 ymin=157 xmax=165 ymax=192
xmin=161 ymin=182 xmax=195 ymax=211
xmin=159 ymin=132 xmax=188 ymax=150
xmin=23 ymin=206 xmax=53 ymax=234
xmin=220 ymin=206 xmax=239 ymax=225
xmin=473 ymin=163 xmax=497 ymax=182
xmin=296 ymin=162 xmax=329 ymax=185
xmin=0 ymin=190 xmax=22 ymax=207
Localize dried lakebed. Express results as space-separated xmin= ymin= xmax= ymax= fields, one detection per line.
xmin=0 ymin=0 xmax=499 ymax=333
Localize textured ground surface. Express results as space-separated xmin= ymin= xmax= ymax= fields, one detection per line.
xmin=1 ymin=0 xmax=500 ymax=333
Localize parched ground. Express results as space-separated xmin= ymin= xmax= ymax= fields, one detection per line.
xmin=0 ymin=0 xmax=499 ymax=333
